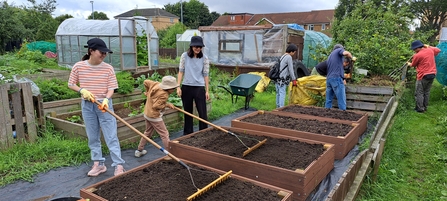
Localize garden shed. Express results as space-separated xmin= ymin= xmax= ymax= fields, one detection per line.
xmin=302 ymin=30 xmax=332 ymax=68
xmin=55 ymin=16 xmax=159 ymax=72
xmin=176 ymin=29 xmax=201 ymax=57
xmin=199 ymin=24 xmax=305 ymax=66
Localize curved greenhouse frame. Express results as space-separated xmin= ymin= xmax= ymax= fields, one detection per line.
xmin=303 ymin=30 xmax=331 ymax=68
xmin=55 ymin=16 xmax=159 ymax=71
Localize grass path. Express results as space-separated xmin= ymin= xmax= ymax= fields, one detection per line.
xmin=358 ymin=81 xmax=447 ymax=200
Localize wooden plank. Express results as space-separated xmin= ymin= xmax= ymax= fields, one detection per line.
xmin=346 ymin=85 xmax=394 ymax=95
xmin=345 ymin=93 xmax=391 ymax=103
xmin=10 ymin=83 xmax=25 ymax=141
xmin=21 ymin=82 xmax=37 ymax=142
xmin=33 ymin=95 xmax=46 ymax=127
xmin=333 ymin=100 xmax=387 ymax=111
xmin=370 ymin=97 xmax=397 ymax=151
xmin=372 ymin=138 xmax=386 ymax=181
xmin=0 ymin=84 xmax=14 ymax=149
xmin=343 ymin=152 xmax=374 ymax=201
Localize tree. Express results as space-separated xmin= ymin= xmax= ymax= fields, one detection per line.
xmin=87 ymin=11 xmax=109 ymax=20
xmin=54 ymin=14 xmax=73 ymax=24
xmin=334 ymin=0 xmax=363 ymax=21
xmin=409 ymin=0 xmax=447 ymax=43
xmin=158 ymin=22 xmax=187 ymax=48
xmin=164 ymin=0 xmax=219 ymax=29
xmin=332 ymin=0 xmax=425 ymax=76
xmin=0 ymin=1 xmax=28 ymax=53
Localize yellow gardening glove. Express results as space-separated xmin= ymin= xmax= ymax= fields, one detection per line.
xmin=98 ymin=98 xmax=109 ymax=112
xmin=79 ymin=88 xmax=95 ymax=102
xmin=424 ymin=44 xmax=429 ymax=48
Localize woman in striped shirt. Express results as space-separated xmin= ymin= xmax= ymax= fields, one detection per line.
xmin=68 ymin=38 xmax=125 ymax=177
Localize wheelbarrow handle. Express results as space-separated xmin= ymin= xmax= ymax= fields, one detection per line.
xmin=93 ymin=100 xmax=189 ymax=169
xmin=218 ymin=85 xmax=233 ymax=95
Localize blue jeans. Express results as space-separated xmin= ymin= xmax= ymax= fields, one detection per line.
xmin=82 ymin=99 xmax=125 ymax=167
xmin=275 ymin=83 xmax=287 ymax=108
xmin=325 ymin=77 xmax=346 ymax=110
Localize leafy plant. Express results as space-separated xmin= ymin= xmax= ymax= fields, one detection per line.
xmin=136 ymin=27 xmax=149 ymax=66
xmin=115 ymin=71 xmax=135 ymax=94
xmin=35 ymin=78 xmax=79 ymax=102
xmin=66 ymin=115 xmax=82 ymax=123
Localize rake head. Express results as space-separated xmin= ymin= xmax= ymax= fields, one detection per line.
xmin=187 ymin=170 xmax=232 ymax=201
xmin=388 ymin=63 xmax=408 ymax=81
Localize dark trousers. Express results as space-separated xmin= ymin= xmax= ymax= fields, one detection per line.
xmin=181 ymin=85 xmax=208 ymax=135
xmin=415 ymin=75 xmax=435 ymax=111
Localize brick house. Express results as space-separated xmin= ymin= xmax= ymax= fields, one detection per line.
xmin=211 ymin=9 xmax=334 ymax=36
xmin=115 ymin=8 xmax=179 ymax=31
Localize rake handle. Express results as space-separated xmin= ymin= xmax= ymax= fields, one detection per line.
xmin=173 ymin=107 xmax=229 ymax=134
xmin=94 ymin=100 xmax=188 ymax=169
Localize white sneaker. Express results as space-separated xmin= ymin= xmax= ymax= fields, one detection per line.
xmin=135 ymin=150 xmax=147 ymax=158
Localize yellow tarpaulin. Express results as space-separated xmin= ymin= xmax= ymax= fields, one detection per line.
xmin=248 ymin=72 xmax=270 ymax=92
xmin=289 ymin=75 xmax=327 ymax=105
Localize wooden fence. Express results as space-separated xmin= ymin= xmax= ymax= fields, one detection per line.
xmin=0 ymin=83 xmax=44 ymax=149
xmin=159 ymin=48 xmax=176 ymax=59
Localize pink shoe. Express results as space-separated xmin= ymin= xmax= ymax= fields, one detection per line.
xmin=114 ymin=164 xmax=125 ymax=176
xmin=87 ymin=162 xmax=107 ymax=177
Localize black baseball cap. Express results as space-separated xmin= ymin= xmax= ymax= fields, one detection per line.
xmin=84 ymin=38 xmax=113 ymax=53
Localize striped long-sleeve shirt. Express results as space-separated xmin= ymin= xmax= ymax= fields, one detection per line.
xmin=68 ymin=60 xmax=118 ymax=99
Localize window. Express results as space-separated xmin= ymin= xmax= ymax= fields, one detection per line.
xmin=219 ymin=40 xmax=241 ymax=52
xmin=170 ymin=18 xmax=174 ymax=23
xmin=230 ymin=16 xmax=235 ymax=21
xmin=308 ymin=24 xmax=314 ymax=31
xmin=322 ymin=24 xmax=326 ymax=30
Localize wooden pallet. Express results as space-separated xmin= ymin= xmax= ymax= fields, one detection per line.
xmin=0 ymin=83 xmax=38 ymax=149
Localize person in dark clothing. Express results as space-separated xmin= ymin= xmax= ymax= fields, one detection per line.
xmin=324 ymin=44 xmax=352 ymax=111
xmin=176 ymin=36 xmax=210 ymax=135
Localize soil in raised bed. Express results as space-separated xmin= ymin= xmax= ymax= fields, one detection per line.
xmin=93 ymin=160 xmax=282 ymax=201
xmin=242 ymin=113 xmax=353 ymax=137
xmin=179 ymin=129 xmax=325 ymax=170
xmin=280 ymin=105 xmax=363 ymax=121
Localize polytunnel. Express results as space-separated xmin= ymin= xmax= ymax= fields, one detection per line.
xmin=55 ymin=16 xmax=159 ymax=71
xmin=302 ymin=30 xmax=332 ymax=68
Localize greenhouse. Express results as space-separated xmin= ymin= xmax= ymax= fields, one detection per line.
xmin=302 ymin=30 xmax=332 ymax=68
xmin=176 ymin=29 xmax=201 ymax=57
xmin=55 ymin=16 xmax=159 ymax=71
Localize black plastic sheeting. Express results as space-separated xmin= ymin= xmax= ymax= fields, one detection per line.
xmin=308 ymin=120 xmax=376 ymax=201
xmin=0 ymin=108 xmax=375 ymax=201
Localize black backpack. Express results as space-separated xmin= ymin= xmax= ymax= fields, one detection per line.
xmin=268 ymin=55 xmax=287 ymax=80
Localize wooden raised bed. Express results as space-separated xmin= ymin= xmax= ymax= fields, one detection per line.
xmin=16 ymin=68 xmax=71 ymax=82
xmin=169 ymin=126 xmax=335 ymax=201
xmin=46 ymin=99 xmax=182 ymax=144
xmin=80 ymin=157 xmax=293 ymax=201
xmin=272 ymin=104 xmax=369 ymax=137
xmin=231 ymin=111 xmax=361 ymax=160
xmin=42 ymin=89 xmax=143 ymax=116
xmin=333 ymin=85 xmax=395 ymax=112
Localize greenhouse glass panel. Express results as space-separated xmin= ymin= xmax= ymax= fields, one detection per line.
xmin=121 ymin=37 xmax=135 ymax=53
xmin=123 ymin=54 xmax=136 ymax=70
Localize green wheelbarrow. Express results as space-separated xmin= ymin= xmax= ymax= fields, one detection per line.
xmin=218 ymin=74 xmax=261 ymax=110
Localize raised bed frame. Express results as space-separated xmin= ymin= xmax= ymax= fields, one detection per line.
xmin=80 ymin=157 xmax=293 ymax=201
xmin=272 ymin=104 xmax=369 ymax=137
xmin=169 ymin=126 xmax=335 ymax=201
xmin=231 ymin=111 xmax=361 ymax=160
xmin=46 ymin=99 xmax=182 ymax=144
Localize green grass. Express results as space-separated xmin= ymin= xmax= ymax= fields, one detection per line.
xmin=357 ymin=81 xmax=447 ymax=201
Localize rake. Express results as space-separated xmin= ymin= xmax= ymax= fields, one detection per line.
xmin=93 ymin=100 xmax=231 ymax=201
xmin=388 ymin=57 xmax=412 ymax=81
xmin=174 ymin=107 xmax=267 ymax=157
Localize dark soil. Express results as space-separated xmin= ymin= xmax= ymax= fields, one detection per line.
xmin=280 ymin=105 xmax=363 ymax=121
xmin=93 ymin=160 xmax=282 ymax=201
xmin=355 ymin=75 xmax=397 ymax=86
xmin=242 ymin=113 xmax=353 ymax=137
xmin=180 ymin=129 xmax=325 ymax=170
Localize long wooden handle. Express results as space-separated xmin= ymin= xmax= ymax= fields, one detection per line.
xmin=173 ymin=107 xmax=229 ymax=134
xmin=94 ymin=101 xmax=188 ymax=168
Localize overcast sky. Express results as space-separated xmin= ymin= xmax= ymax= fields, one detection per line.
xmin=8 ymin=0 xmax=339 ymax=19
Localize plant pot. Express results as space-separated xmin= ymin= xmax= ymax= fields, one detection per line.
xmin=169 ymin=126 xmax=335 ymax=201
xmin=231 ymin=111 xmax=361 ymax=160
xmin=80 ymin=157 xmax=293 ymax=201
